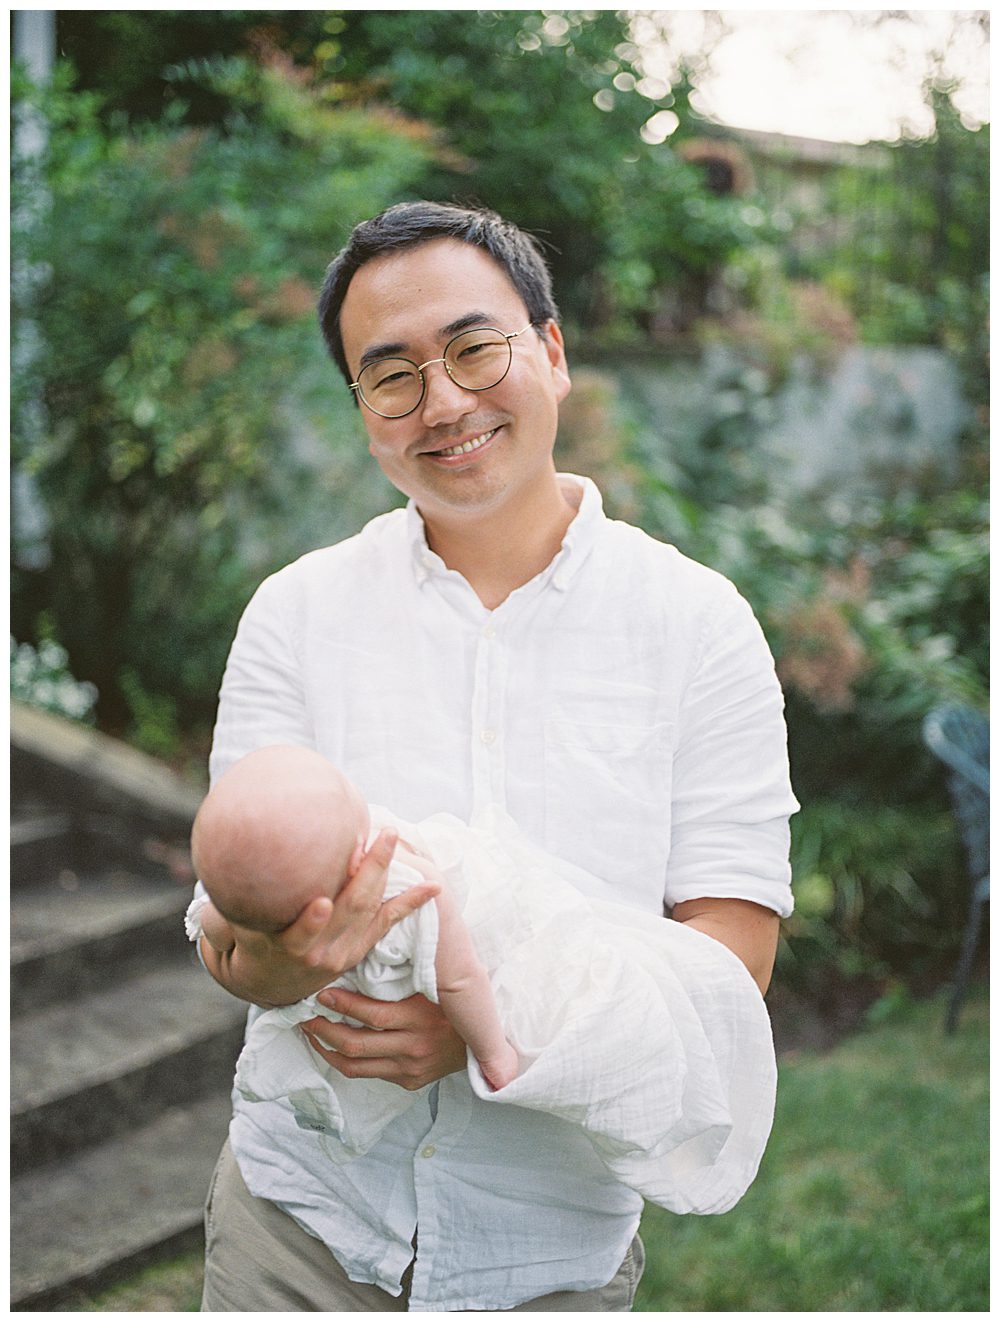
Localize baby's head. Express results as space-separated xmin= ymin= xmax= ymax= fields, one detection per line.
xmin=191 ymin=746 xmax=371 ymax=933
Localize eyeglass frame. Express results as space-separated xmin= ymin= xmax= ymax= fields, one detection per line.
xmin=348 ymin=323 xmax=535 ymax=419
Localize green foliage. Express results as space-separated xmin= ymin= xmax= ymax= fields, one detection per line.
xmin=781 ymin=801 xmax=963 ymax=991
xmin=322 ymin=10 xmax=758 ymax=332
xmin=55 ymin=10 xmax=760 ymax=336
xmin=118 ymin=667 xmax=182 ymax=761
xmin=10 ymin=633 xmax=98 ymax=724
xmin=11 ymin=56 xmax=430 ymax=733
xmin=804 ymin=82 xmax=989 ymax=383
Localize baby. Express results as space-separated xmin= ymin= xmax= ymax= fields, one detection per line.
xmin=190 ymin=745 xmax=519 ymax=1091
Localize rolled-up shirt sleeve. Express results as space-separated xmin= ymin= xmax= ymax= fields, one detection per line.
xmin=665 ymin=585 xmax=798 ymax=918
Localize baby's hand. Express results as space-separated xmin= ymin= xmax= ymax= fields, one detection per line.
xmin=478 ymin=1042 xmax=520 ymax=1092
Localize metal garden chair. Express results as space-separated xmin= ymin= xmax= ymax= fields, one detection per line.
xmin=922 ymin=703 xmax=989 ymax=1033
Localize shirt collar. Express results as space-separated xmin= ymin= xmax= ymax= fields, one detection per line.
xmin=405 ymin=474 xmax=605 ymax=592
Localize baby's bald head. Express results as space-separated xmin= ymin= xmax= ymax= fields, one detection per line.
xmin=191 ymin=746 xmax=370 ymax=932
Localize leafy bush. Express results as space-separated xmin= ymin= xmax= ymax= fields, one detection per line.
xmin=781 ymin=800 xmax=965 ymax=993
xmin=12 ymin=55 xmax=432 ymax=740
xmin=326 ymin=9 xmax=761 ymax=334
xmin=10 ymin=634 xmax=98 ymax=723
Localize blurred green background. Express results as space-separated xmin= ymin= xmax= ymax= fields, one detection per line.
xmin=11 ymin=11 xmax=988 ymax=1310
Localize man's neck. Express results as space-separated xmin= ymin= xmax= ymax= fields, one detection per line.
xmin=420 ymin=478 xmax=579 ymax=611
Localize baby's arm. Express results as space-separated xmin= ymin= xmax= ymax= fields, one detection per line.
xmin=432 ymin=881 xmax=519 ymax=1091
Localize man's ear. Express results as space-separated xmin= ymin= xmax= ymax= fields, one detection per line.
xmin=541 ymin=320 xmax=572 ymax=404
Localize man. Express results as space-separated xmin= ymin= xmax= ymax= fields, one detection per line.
xmin=197 ymin=201 xmax=797 ymax=1311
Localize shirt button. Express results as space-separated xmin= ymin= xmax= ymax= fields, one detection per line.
xmin=421 ymin=554 xmax=434 ymax=569
xmin=482 ymin=623 xmax=496 ymax=640
xmin=480 ymin=729 xmax=496 ymax=746
xmin=421 ymin=1145 xmax=436 ymax=1159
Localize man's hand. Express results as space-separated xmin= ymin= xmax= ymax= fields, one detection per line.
xmin=200 ymin=829 xmax=439 ymax=1007
xmin=302 ymin=987 xmax=467 ymax=1091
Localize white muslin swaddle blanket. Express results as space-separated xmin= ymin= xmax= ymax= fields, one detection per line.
xmin=187 ymin=807 xmax=777 ymax=1215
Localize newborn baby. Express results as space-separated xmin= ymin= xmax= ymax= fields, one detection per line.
xmin=190 ymin=744 xmax=519 ymax=1091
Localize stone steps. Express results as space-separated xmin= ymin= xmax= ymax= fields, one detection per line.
xmin=11 ymin=959 xmax=246 ymax=1172
xmin=10 ymin=701 xmax=239 ymax=1310
xmin=10 ymin=864 xmax=193 ymax=1012
xmin=10 ymin=1094 xmax=233 ymax=1311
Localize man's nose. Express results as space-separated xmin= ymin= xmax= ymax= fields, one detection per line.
xmin=418 ymin=360 xmax=479 ymax=428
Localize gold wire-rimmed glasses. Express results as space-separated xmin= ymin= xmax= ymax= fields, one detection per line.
xmin=349 ymin=324 xmax=533 ymax=418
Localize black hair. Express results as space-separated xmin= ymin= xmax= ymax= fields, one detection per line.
xmin=318 ymin=201 xmax=560 ymax=386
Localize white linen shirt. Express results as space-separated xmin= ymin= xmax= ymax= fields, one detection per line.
xmin=208 ymin=474 xmax=798 ymax=1311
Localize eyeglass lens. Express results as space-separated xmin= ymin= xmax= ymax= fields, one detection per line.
xmin=358 ymin=327 xmax=514 ymax=417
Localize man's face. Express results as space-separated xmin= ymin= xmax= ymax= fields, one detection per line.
xmin=339 ymin=238 xmax=571 ymax=526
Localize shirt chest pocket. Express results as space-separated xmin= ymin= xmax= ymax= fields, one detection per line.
xmin=542 ymin=719 xmax=674 ymax=902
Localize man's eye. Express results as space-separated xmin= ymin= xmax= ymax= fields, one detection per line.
xmin=371 ymin=366 xmax=417 ymax=390
xmin=455 ymin=338 xmax=500 ymax=361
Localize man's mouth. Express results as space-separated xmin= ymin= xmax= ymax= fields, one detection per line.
xmin=429 ymin=428 xmax=498 ymax=459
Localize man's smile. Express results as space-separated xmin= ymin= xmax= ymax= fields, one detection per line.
xmin=422 ymin=427 xmax=501 ymax=462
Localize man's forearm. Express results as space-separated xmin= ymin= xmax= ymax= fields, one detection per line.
xmin=671 ymin=896 xmax=780 ymax=995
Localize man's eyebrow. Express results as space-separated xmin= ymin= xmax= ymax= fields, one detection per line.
xmin=438 ymin=310 xmax=497 ymax=339
xmin=357 ymin=312 xmax=499 ymax=372
xmin=358 ymin=340 xmax=407 ymax=372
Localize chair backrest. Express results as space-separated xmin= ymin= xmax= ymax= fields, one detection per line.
xmin=923 ymin=704 xmax=989 ymax=880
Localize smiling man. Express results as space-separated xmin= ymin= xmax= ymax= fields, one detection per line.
xmin=197 ymin=201 xmax=798 ymax=1312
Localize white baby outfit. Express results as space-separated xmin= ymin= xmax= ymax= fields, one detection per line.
xmin=187 ymin=805 xmax=777 ymax=1217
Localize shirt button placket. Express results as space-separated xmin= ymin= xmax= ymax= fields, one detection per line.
xmin=471 ymin=619 xmax=504 ymax=811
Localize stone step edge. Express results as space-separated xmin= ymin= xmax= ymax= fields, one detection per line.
xmin=10 ymin=813 xmax=74 ymax=845
xmin=10 ymin=886 xmax=191 ymax=966
xmin=12 ymin=701 xmax=205 ymax=830
xmin=11 ymin=1031 xmax=244 ymax=1179
xmin=12 ymin=996 xmax=245 ymax=1118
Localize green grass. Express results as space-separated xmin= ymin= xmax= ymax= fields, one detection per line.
xmin=635 ymin=989 xmax=989 ymax=1312
xmin=79 ymin=1254 xmax=204 ymax=1312
xmin=80 ymin=990 xmax=988 ymax=1312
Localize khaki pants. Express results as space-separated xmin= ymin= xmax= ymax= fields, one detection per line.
xmin=202 ymin=1141 xmax=644 ymax=1312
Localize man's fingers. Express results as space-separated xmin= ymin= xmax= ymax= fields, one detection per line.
xmin=314 ymin=985 xmax=407 ymax=1030
xmin=302 ymin=994 xmax=466 ymax=1090
xmin=300 ymin=1023 xmax=427 ymax=1089
xmin=301 ymin=1016 xmax=406 ymax=1057
xmin=311 ymin=873 xmax=438 ymax=975
xmin=379 ymin=881 xmax=439 ymax=927
xmin=277 ymin=896 xmax=334 ymax=956
xmin=344 ymin=828 xmax=397 ymax=904
xmin=306 ymin=1042 xmax=410 ymax=1083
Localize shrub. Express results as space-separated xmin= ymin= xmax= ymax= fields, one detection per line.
xmin=12 ymin=56 xmax=433 ymax=739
